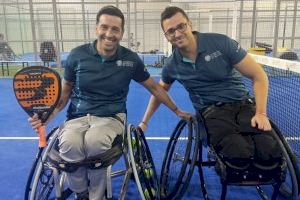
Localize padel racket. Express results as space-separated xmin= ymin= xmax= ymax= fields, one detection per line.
xmin=13 ymin=66 xmax=61 ymax=148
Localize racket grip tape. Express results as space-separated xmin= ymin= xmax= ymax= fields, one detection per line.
xmin=38 ymin=126 xmax=47 ymax=147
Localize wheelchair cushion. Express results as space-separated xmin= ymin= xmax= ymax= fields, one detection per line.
xmin=47 ymin=135 xmax=123 ymax=172
xmin=47 ymin=149 xmax=79 ymax=173
xmin=86 ymin=135 xmax=123 ymax=170
xmin=215 ymin=156 xmax=287 ymax=184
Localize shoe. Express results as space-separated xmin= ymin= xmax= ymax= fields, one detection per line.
xmin=75 ymin=190 xmax=89 ymax=200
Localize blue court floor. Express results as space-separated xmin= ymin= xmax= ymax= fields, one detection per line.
xmin=0 ymin=77 xmax=294 ymax=199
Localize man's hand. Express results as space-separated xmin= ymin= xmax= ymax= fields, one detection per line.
xmin=138 ymin=122 xmax=148 ymax=132
xmin=251 ymin=113 xmax=271 ymax=131
xmin=175 ymin=109 xmax=193 ymax=121
xmin=28 ymin=113 xmax=43 ymax=133
xmin=138 ymin=109 xmax=192 ymax=133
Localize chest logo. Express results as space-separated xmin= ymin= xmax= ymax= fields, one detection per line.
xmin=204 ymin=51 xmax=222 ymax=62
xmin=204 ymin=55 xmax=211 ymax=62
xmin=116 ymin=60 xmax=122 ymax=66
xmin=116 ymin=60 xmax=134 ymax=67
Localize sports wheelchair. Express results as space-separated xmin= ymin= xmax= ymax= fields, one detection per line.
xmin=25 ymin=123 xmax=159 ymax=200
xmin=159 ymin=115 xmax=300 ymax=200
xmin=39 ymin=41 xmax=56 ymax=67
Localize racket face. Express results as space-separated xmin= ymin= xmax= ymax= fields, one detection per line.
xmin=13 ymin=66 xmax=61 ymax=122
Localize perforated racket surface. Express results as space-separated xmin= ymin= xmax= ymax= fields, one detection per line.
xmin=13 ymin=66 xmax=61 ymax=147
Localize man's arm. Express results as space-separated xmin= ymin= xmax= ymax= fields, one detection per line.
xmin=139 ymin=77 xmax=191 ymax=131
xmin=234 ymin=53 xmax=271 ymax=131
xmin=29 ymin=79 xmax=73 ymax=130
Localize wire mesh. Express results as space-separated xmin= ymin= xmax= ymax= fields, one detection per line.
xmin=244 ymin=54 xmax=300 ymax=158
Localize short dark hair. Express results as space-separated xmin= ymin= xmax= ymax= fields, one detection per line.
xmin=160 ymin=6 xmax=189 ymax=29
xmin=96 ymin=5 xmax=125 ymax=30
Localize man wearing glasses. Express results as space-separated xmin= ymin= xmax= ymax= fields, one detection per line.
xmin=140 ymin=6 xmax=282 ymax=171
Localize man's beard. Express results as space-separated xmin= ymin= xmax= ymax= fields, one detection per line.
xmin=172 ymin=35 xmax=186 ymax=47
xmin=98 ymin=35 xmax=118 ymax=52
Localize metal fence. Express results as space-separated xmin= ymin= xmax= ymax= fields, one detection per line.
xmin=0 ymin=0 xmax=299 ymax=67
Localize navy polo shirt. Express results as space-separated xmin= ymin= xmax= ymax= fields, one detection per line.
xmin=64 ymin=40 xmax=150 ymax=119
xmin=162 ymin=32 xmax=249 ymax=111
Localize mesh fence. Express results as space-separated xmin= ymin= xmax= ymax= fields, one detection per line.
xmin=0 ymin=0 xmax=299 ymax=68
xmin=244 ymin=54 xmax=300 ymax=157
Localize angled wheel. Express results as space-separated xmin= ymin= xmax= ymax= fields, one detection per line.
xmin=25 ymin=127 xmax=72 ymax=200
xmin=159 ymin=117 xmax=199 ymax=200
xmin=270 ymin=121 xmax=300 ymax=200
xmin=126 ymin=124 xmax=159 ymax=200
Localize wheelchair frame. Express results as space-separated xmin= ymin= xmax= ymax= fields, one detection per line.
xmin=159 ymin=116 xmax=300 ymax=200
xmin=25 ymin=123 xmax=159 ymax=200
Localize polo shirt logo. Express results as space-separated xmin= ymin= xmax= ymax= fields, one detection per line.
xmin=204 ymin=51 xmax=222 ymax=62
xmin=116 ymin=60 xmax=122 ymax=66
xmin=116 ymin=60 xmax=134 ymax=67
xmin=205 ymin=55 xmax=211 ymax=62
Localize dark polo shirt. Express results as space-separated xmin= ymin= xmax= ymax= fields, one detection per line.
xmin=64 ymin=40 xmax=150 ymax=119
xmin=162 ymin=32 xmax=249 ymax=111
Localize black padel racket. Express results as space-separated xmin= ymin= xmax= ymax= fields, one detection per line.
xmin=13 ymin=66 xmax=61 ymax=147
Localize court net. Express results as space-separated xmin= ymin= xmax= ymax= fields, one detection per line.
xmin=245 ymin=54 xmax=300 ymax=158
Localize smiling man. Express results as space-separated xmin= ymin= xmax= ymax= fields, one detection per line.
xmin=29 ymin=5 xmax=190 ymax=200
xmin=140 ymin=6 xmax=282 ymax=173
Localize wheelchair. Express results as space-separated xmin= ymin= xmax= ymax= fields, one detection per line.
xmin=39 ymin=41 xmax=56 ymax=67
xmin=159 ymin=115 xmax=300 ymax=200
xmin=25 ymin=123 xmax=159 ymax=200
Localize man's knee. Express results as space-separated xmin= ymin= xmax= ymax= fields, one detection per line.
xmin=59 ymin=134 xmax=85 ymax=162
xmin=254 ymin=133 xmax=283 ymax=165
xmin=215 ymin=134 xmax=254 ymax=160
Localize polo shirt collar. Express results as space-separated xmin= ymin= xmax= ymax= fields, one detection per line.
xmin=90 ymin=40 xmax=98 ymax=55
xmin=90 ymin=39 xmax=122 ymax=61
xmin=195 ymin=32 xmax=206 ymax=53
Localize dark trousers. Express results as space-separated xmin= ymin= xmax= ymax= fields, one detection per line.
xmin=202 ymin=100 xmax=282 ymax=167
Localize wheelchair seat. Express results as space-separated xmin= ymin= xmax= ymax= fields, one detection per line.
xmin=47 ymin=134 xmax=123 ymax=173
xmin=215 ymin=156 xmax=287 ymax=184
xmin=39 ymin=41 xmax=56 ymax=66
xmin=214 ymin=151 xmax=287 ymax=199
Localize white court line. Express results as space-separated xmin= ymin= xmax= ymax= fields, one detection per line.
xmin=0 ymin=137 xmax=39 ymax=140
xmin=0 ymin=136 xmax=172 ymax=140
xmin=1 ymin=136 xmax=300 ymax=141
xmin=286 ymin=137 xmax=300 ymax=141
xmin=0 ymin=136 xmax=173 ymax=140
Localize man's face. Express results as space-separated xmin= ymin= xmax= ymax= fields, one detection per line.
xmin=96 ymin=14 xmax=124 ymax=55
xmin=162 ymin=12 xmax=193 ymax=49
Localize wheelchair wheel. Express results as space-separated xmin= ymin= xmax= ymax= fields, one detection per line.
xmin=270 ymin=121 xmax=300 ymax=200
xmin=25 ymin=127 xmax=72 ymax=200
xmin=126 ymin=124 xmax=159 ymax=200
xmin=159 ymin=117 xmax=199 ymax=200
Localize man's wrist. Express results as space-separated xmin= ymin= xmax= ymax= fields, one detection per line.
xmin=173 ymin=106 xmax=178 ymax=113
xmin=256 ymin=112 xmax=268 ymax=117
xmin=141 ymin=121 xmax=147 ymax=126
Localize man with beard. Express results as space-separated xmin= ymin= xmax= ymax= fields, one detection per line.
xmin=139 ymin=6 xmax=282 ymax=173
xmin=29 ymin=5 xmax=190 ymax=200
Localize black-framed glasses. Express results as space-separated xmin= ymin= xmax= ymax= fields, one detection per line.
xmin=164 ymin=23 xmax=188 ymax=37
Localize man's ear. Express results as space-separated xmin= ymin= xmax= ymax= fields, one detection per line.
xmin=188 ymin=20 xmax=193 ymax=29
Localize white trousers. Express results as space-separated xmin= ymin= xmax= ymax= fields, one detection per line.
xmin=58 ymin=113 xmax=125 ymax=200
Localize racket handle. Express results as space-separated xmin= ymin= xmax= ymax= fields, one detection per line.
xmin=38 ymin=126 xmax=47 ymax=147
